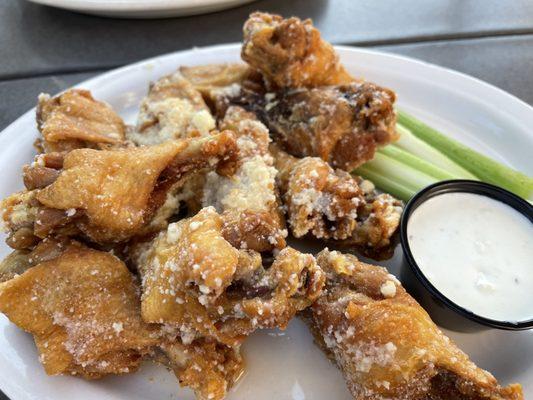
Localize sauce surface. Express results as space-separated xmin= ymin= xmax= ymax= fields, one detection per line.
xmin=407 ymin=192 xmax=533 ymax=322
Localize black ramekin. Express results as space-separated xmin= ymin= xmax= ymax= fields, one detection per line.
xmin=399 ymin=180 xmax=533 ymax=332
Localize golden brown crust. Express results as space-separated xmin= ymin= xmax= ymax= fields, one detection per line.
xmin=181 ymin=64 xmax=266 ymax=118
xmin=201 ymin=106 xmax=287 ymax=252
xmin=180 ymin=63 xmax=255 ymax=111
xmin=242 ymin=12 xmax=353 ymax=88
xmin=10 ymin=133 xmax=237 ymax=245
xmin=36 ymin=89 xmax=125 ymax=153
xmin=130 ymin=203 xmax=323 ymax=400
xmin=344 ymin=192 xmax=403 ymax=251
xmin=0 ymin=243 xmax=159 ymax=379
xmin=220 ymin=209 xmax=285 ymax=252
xmin=130 ymin=71 xmax=216 ymax=145
xmin=180 ymin=64 xmax=251 ymax=96
xmin=276 ymin=153 xmax=363 ymax=240
xmin=138 ymin=207 xmax=324 ymax=347
xmin=311 ymin=249 xmax=523 ymax=400
xmin=271 ymin=145 xmax=402 ymax=250
xmin=218 ymin=106 xmax=270 ymax=158
xmin=261 ymin=82 xmax=398 ymax=171
xmin=160 ymin=339 xmax=244 ymax=400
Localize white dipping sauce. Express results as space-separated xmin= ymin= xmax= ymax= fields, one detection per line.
xmin=407 ymin=192 xmax=533 ymax=322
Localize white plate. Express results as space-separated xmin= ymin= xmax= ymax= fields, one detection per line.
xmin=26 ymin=0 xmax=257 ymax=18
xmin=0 ymin=44 xmax=532 ymax=400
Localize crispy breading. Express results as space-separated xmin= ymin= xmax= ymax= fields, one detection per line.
xmin=130 ymin=71 xmax=216 ymax=145
xmin=1 ymin=190 xmax=39 ymax=239
xmin=160 ymin=339 xmax=244 ymax=400
xmin=138 ymin=207 xmax=324 ymax=347
xmin=272 ymin=145 xmax=402 ymax=251
xmin=218 ymin=106 xmax=270 ymax=158
xmin=180 ymin=63 xmax=258 ymax=112
xmin=0 ymin=250 xmax=32 ymax=283
xmin=258 ymin=82 xmax=398 ymax=171
xmin=275 ymin=152 xmax=363 ymax=240
xmin=242 ymin=12 xmax=353 ymax=88
xmin=311 ymin=250 xmax=523 ymax=400
xmin=36 ymin=89 xmax=125 ymax=153
xmin=31 ymin=132 xmax=237 ymax=243
xmin=202 ymin=106 xmax=287 ymax=252
xmin=0 ymin=243 xmax=159 ymax=379
xmin=347 ymin=192 xmax=403 ymax=250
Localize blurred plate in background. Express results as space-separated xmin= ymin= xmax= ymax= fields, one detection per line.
xmin=26 ymin=0 xmax=257 ymax=18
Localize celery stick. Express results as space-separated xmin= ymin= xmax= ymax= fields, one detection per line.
xmin=379 ymin=145 xmax=459 ymax=181
xmin=366 ymin=152 xmax=437 ymax=191
xmin=354 ymin=165 xmax=414 ymax=201
xmin=398 ymin=111 xmax=533 ymax=199
xmin=355 ymin=152 xmax=439 ymax=201
xmin=395 ymin=124 xmax=478 ymax=180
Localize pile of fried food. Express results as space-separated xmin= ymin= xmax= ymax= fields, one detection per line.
xmin=0 ymin=12 xmax=523 ymax=400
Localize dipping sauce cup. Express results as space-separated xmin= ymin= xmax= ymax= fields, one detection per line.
xmin=399 ymin=180 xmax=533 ymax=332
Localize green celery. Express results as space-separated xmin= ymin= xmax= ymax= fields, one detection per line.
xmin=398 ymin=111 xmax=533 ymax=199
xmin=354 ymin=165 xmax=414 ymax=202
xmin=366 ymin=152 xmax=437 ymax=190
xmin=395 ymin=124 xmax=478 ymax=180
xmin=354 ymin=152 xmax=438 ymax=201
xmin=378 ymin=145 xmax=459 ymax=181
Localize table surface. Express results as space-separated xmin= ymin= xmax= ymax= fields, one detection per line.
xmin=1 ymin=0 xmax=533 ymax=398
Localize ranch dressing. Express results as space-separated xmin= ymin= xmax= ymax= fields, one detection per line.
xmin=407 ymin=192 xmax=533 ymax=322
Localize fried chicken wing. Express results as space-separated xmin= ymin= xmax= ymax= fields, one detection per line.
xmin=179 ymin=63 xmax=264 ymax=115
xmin=138 ymin=206 xmax=323 ymax=347
xmin=218 ymin=106 xmax=270 ymax=158
xmin=0 ymin=250 xmax=32 ymax=283
xmin=0 ymin=243 xmax=158 ymax=379
xmin=272 ymin=145 xmax=402 ymax=253
xmin=160 ymin=339 xmax=244 ymax=400
xmin=136 ymin=206 xmax=323 ymax=398
xmin=36 ymin=89 xmax=126 ymax=153
xmin=310 ymin=249 xmax=523 ymax=400
xmin=129 ymin=71 xmax=216 ymax=145
xmin=2 ymin=132 xmax=237 ymax=246
xmin=274 ymin=149 xmax=362 ymax=241
xmin=202 ymin=106 xmax=286 ymax=251
xmin=242 ymin=12 xmax=353 ymax=88
xmin=346 ymin=190 xmax=403 ymax=253
xmin=1 ymin=190 xmax=40 ymax=248
xmin=255 ymin=82 xmax=398 ymax=171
